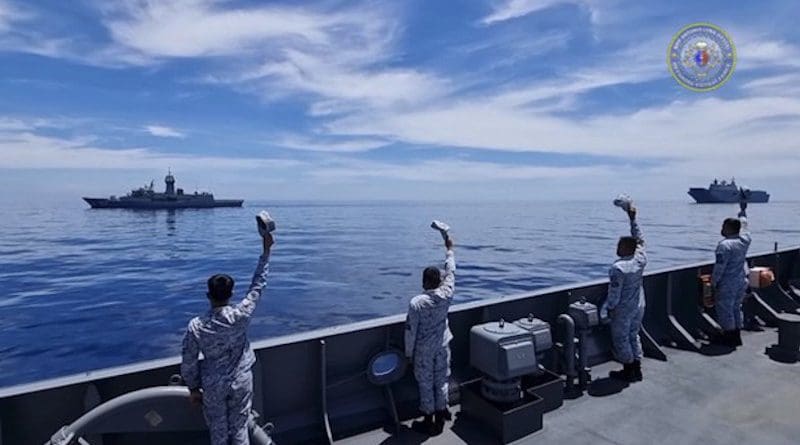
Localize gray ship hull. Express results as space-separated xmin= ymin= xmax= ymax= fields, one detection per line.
xmin=688 ymin=188 xmax=770 ymax=203
xmin=83 ymin=197 xmax=243 ymax=209
xmin=2 ymin=246 xmax=800 ymax=444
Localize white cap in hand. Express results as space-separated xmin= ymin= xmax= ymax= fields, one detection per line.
xmin=257 ymin=210 xmax=276 ymax=236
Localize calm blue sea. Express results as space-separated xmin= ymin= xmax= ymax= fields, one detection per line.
xmin=1 ymin=200 xmax=799 ymax=387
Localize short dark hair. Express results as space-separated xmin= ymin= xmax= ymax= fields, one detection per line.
xmin=723 ymin=218 xmax=741 ymax=234
xmin=423 ymin=266 xmax=441 ymax=290
xmin=618 ymin=236 xmax=638 ymax=254
xmin=207 ymin=274 xmax=234 ymax=301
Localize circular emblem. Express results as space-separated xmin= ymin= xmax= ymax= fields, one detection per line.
xmin=667 ymin=23 xmax=736 ymax=92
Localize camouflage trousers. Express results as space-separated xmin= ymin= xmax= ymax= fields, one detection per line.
xmin=610 ymin=305 xmax=645 ymax=364
xmin=413 ymin=345 xmax=450 ymax=415
xmin=203 ymin=370 xmax=253 ymax=445
xmin=716 ymin=284 xmax=746 ymax=331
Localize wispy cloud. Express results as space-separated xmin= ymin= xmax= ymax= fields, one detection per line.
xmin=310 ymin=159 xmax=612 ymax=182
xmin=0 ymin=1 xmax=10 ymax=32
xmin=273 ymin=135 xmax=389 ymax=153
xmin=99 ymin=0 xmax=338 ymax=59
xmin=740 ymin=73 xmax=800 ymax=96
xmin=0 ymin=122 xmax=295 ymax=170
xmin=481 ymin=0 xmax=595 ymax=25
xmin=734 ymin=37 xmax=800 ymax=70
xmin=327 ymin=94 xmax=800 ymax=161
xmin=145 ymin=125 xmax=186 ymax=139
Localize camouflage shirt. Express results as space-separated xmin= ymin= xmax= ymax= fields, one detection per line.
xmin=405 ymin=250 xmax=456 ymax=358
xmin=605 ymin=219 xmax=647 ymax=312
xmin=713 ymin=209 xmax=751 ymax=290
xmin=181 ymin=254 xmax=270 ymax=390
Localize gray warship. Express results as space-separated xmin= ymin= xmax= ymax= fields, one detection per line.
xmin=83 ymin=171 xmax=243 ymax=209
xmin=688 ymin=178 xmax=770 ymax=203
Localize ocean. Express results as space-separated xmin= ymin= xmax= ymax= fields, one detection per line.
xmin=1 ymin=200 xmax=798 ymax=387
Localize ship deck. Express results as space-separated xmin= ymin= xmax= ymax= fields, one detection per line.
xmin=342 ymin=329 xmax=799 ymax=445
xmin=2 ymin=248 xmax=799 ymax=445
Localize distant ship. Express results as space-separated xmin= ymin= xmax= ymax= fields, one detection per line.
xmin=688 ymin=178 xmax=769 ymax=203
xmin=83 ymin=171 xmax=244 ymax=209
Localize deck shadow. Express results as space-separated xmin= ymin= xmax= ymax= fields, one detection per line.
xmin=698 ymin=343 xmax=736 ymax=356
xmin=587 ymin=377 xmax=628 ymax=397
xmin=378 ymin=424 xmax=430 ymax=445
xmin=449 ymin=412 xmax=502 ymax=444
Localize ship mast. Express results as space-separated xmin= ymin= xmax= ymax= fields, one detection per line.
xmin=165 ymin=169 xmax=176 ymax=195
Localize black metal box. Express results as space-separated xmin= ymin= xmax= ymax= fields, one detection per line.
xmin=460 ymin=380 xmax=544 ymax=444
xmin=522 ymin=368 xmax=564 ymax=413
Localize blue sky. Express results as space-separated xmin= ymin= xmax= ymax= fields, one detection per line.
xmin=0 ymin=0 xmax=799 ymax=201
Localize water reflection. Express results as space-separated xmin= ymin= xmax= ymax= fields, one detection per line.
xmin=166 ymin=210 xmax=176 ymax=236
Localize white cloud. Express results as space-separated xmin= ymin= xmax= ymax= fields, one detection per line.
xmin=145 ymin=125 xmax=186 ymax=139
xmin=0 ymin=126 xmax=297 ymax=170
xmin=735 ymin=38 xmax=800 ymax=70
xmin=0 ymin=0 xmax=33 ymax=32
xmin=327 ymin=94 xmax=800 ymax=162
xmin=481 ymin=0 xmax=595 ymax=25
xmin=273 ymin=135 xmax=389 ymax=153
xmin=310 ymin=159 xmax=612 ymax=183
xmin=89 ymin=0 xmax=450 ymax=113
xmin=0 ymin=1 xmax=154 ymax=68
xmin=0 ymin=1 xmax=10 ymax=32
xmin=740 ymin=73 xmax=800 ymax=97
xmin=100 ymin=0 xmax=335 ymax=58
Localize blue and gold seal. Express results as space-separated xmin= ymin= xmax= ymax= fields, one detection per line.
xmin=668 ymin=23 xmax=736 ymax=92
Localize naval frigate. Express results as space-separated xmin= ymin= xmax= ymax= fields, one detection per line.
xmin=82 ymin=171 xmax=243 ymax=209
xmin=688 ymin=178 xmax=770 ymax=203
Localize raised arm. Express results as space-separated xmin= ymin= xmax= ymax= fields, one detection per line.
xmin=626 ymin=206 xmax=644 ymax=244
xmin=738 ymin=199 xmax=749 ymax=231
xmin=180 ymin=325 xmax=201 ymax=391
xmin=436 ymin=238 xmax=456 ymax=299
xmin=236 ymin=235 xmax=273 ymax=318
xmin=626 ymin=206 xmax=647 ymax=266
xmin=235 ymin=214 xmax=274 ymax=318
xmin=630 ymin=217 xmax=644 ymax=245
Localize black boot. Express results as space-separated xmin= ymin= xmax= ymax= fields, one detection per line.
xmin=433 ymin=409 xmax=450 ymax=435
xmin=733 ymin=329 xmax=743 ymax=347
xmin=743 ymin=321 xmax=764 ymax=332
xmin=632 ymin=360 xmax=643 ymax=382
xmin=609 ymin=362 xmax=635 ymax=382
xmin=411 ymin=414 xmax=437 ymax=436
xmin=710 ymin=330 xmax=736 ymax=347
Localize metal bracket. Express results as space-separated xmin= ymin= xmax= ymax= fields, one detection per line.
xmin=640 ymin=327 xmax=667 ymax=361
xmin=47 ymin=426 xmax=75 ymax=445
xmin=665 ymin=274 xmax=701 ymax=351
xmin=320 ymin=340 xmax=334 ymax=445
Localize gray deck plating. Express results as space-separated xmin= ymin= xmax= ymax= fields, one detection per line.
xmin=343 ymin=330 xmax=799 ymax=445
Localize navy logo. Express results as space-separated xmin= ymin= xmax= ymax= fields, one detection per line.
xmin=668 ymin=23 xmax=736 ymax=92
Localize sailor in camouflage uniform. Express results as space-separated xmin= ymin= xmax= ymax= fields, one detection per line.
xmin=603 ymin=204 xmax=647 ymax=383
xmin=405 ymin=234 xmax=455 ymax=436
xmin=181 ymin=219 xmax=274 ymax=445
xmin=711 ymin=196 xmax=751 ymax=347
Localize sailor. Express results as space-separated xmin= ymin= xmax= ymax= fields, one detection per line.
xmin=711 ymin=194 xmax=751 ymax=347
xmin=181 ymin=215 xmax=274 ymax=445
xmin=602 ymin=202 xmax=647 ymax=383
xmin=405 ymin=232 xmax=456 ymax=436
